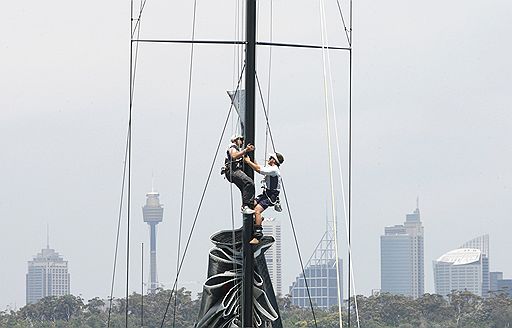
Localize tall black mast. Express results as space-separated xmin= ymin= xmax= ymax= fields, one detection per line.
xmin=242 ymin=0 xmax=257 ymax=326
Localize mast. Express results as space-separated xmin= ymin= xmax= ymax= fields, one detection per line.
xmin=242 ymin=0 xmax=257 ymax=325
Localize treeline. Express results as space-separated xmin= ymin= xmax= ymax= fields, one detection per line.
xmin=1 ymin=289 xmax=511 ymax=327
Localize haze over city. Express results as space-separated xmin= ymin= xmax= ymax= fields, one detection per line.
xmin=1 ymin=0 xmax=511 ymax=311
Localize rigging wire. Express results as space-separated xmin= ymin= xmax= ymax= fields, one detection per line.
xmin=141 ymin=243 xmax=144 ymax=328
xmin=131 ymin=0 xmax=148 ymax=38
xmin=348 ymin=0 xmax=353 ymax=323
xmin=334 ymin=0 xmax=351 ymax=46
xmin=172 ymin=0 xmax=199 ymax=325
xmin=255 ymin=74 xmax=318 ymax=328
xmin=107 ymin=128 xmax=130 ymax=327
xmin=159 ymin=66 xmax=246 ymax=328
xmin=127 ymin=0 xmax=146 ymax=325
xmin=348 ymin=0 xmax=355 ymax=327
xmin=107 ymin=0 xmax=147 ymax=324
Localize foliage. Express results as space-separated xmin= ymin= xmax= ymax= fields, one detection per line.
xmin=1 ymin=289 xmax=512 ymax=327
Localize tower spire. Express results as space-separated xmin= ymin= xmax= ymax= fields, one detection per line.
xmin=46 ymin=224 xmax=50 ymax=249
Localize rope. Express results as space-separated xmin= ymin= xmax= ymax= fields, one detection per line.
xmin=319 ymin=2 xmax=343 ymax=326
xmin=319 ymin=0 xmax=360 ymax=325
xmin=255 ymin=74 xmax=318 ymax=328
xmin=281 ymin=181 xmax=318 ymax=328
xmin=159 ymin=66 xmax=246 ymax=328
xmin=171 ymin=0 xmax=198 ymax=325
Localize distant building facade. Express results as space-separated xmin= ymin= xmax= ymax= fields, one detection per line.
xmin=433 ymin=235 xmax=490 ymax=298
xmin=490 ymin=271 xmax=503 ymax=293
xmin=380 ymin=203 xmax=424 ymax=298
xmin=289 ymin=223 xmax=343 ymax=309
xmin=262 ymin=218 xmax=282 ymax=296
xmin=26 ymin=247 xmax=70 ymax=304
xmin=490 ymin=271 xmax=512 ymax=297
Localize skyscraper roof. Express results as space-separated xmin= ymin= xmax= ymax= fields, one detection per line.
xmin=436 ymin=248 xmax=481 ymax=265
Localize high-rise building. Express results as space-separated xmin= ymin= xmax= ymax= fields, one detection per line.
xmin=142 ymin=189 xmax=164 ymax=294
xmin=26 ymin=244 xmax=70 ymax=304
xmin=433 ymin=248 xmax=484 ymax=297
xmin=433 ymin=235 xmax=490 ymax=297
xmin=380 ymin=202 xmax=424 ymax=298
xmin=262 ymin=218 xmax=282 ymax=296
xmin=289 ymin=223 xmax=343 ymax=309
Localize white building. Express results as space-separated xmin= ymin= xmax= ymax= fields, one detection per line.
xmin=433 ymin=234 xmax=490 ymax=297
xmin=262 ymin=218 xmax=282 ymax=296
xmin=26 ymin=246 xmax=70 ymax=304
xmin=433 ymin=248 xmax=483 ymax=297
xmin=380 ymin=203 xmax=424 ymax=298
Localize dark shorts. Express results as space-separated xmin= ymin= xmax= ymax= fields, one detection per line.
xmin=255 ymin=190 xmax=279 ymax=210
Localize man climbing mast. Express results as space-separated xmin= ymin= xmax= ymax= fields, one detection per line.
xmin=222 ymin=134 xmax=256 ymax=214
xmin=244 ymin=152 xmax=284 ymax=244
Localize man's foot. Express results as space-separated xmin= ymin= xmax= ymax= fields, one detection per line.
xmin=249 ymin=237 xmax=260 ymax=245
xmin=241 ymin=206 xmax=255 ymax=215
xmin=249 ymin=225 xmax=263 ymax=244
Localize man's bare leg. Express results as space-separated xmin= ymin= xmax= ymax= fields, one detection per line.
xmin=254 ymin=204 xmax=265 ymax=226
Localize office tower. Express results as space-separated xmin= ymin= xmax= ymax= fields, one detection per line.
xmin=433 ymin=235 xmax=490 ymax=297
xmin=142 ymin=189 xmax=164 ymax=294
xmin=380 ymin=201 xmax=424 ymax=298
xmin=26 ymin=243 xmax=70 ymax=304
xmin=433 ymin=248 xmax=484 ymax=297
xmin=289 ymin=223 xmax=343 ymax=309
xmin=262 ymin=218 xmax=282 ymax=296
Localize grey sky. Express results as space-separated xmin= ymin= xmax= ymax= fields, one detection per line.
xmin=1 ymin=0 xmax=511 ymax=310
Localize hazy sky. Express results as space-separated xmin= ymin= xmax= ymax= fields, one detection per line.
xmin=1 ymin=0 xmax=511 ymax=310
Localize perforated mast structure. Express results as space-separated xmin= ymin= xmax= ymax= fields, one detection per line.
xmin=142 ymin=189 xmax=164 ymax=294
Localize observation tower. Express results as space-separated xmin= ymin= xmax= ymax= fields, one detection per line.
xmin=142 ymin=189 xmax=164 ymax=294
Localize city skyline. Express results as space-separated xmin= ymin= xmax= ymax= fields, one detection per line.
xmin=1 ymin=0 xmax=511 ymax=310
xmin=10 ymin=214 xmax=509 ymax=310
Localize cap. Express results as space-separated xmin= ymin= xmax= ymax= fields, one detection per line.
xmin=269 ymin=152 xmax=284 ymax=166
xmin=230 ymin=134 xmax=244 ymax=142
